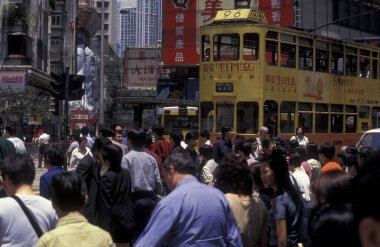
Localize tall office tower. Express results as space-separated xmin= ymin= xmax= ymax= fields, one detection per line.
xmin=94 ymin=0 xmax=119 ymax=53
xmin=119 ymin=0 xmax=161 ymax=55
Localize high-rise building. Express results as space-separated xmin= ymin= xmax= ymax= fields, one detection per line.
xmin=119 ymin=0 xmax=161 ymax=56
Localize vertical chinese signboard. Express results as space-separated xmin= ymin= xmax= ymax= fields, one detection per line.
xmin=258 ymin=0 xmax=293 ymax=27
xmin=163 ymin=0 xmax=198 ymax=65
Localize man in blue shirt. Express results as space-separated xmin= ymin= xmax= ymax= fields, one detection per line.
xmin=134 ymin=152 xmax=242 ymax=247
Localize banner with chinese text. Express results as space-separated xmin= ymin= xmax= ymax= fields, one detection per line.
xmin=258 ymin=0 xmax=293 ymax=27
xmin=163 ymin=0 xmax=198 ymax=65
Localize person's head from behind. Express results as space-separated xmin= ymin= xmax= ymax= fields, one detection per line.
xmin=236 ymin=140 xmax=252 ymax=158
xmin=98 ymin=126 xmax=115 ymax=138
xmin=184 ymin=131 xmax=198 ymax=149
xmin=169 ymin=130 xmax=183 ymax=146
xmin=259 ymin=126 xmax=269 ymax=140
xmin=4 ymin=125 xmax=15 ymax=138
xmin=288 ymin=151 xmax=302 ymax=170
xmin=294 ymin=146 xmax=308 ymax=162
xmin=0 ymin=154 xmax=35 ymax=195
xmin=318 ymin=142 xmax=335 ymax=164
xmin=214 ymin=154 xmax=252 ymax=196
xmin=163 ymin=152 xmax=196 ymax=191
xmin=144 ymin=132 xmax=153 ymax=150
xmin=352 ymin=151 xmax=380 ymax=247
xmin=306 ymin=143 xmax=319 ymax=160
xmin=81 ymin=126 xmax=89 ymax=136
xmin=308 ymin=203 xmax=360 ymax=247
xmin=49 ymin=172 xmax=87 ymax=218
xmin=100 ymin=144 xmax=123 ymax=172
xmin=199 ymin=144 xmax=213 ymax=162
xmin=152 ymin=125 xmax=165 ymax=138
xmin=44 ymin=146 xmax=64 ymax=168
xmin=199 ymin=129 xmax=211 ymax=142
xmin=127 ymin=128 xmax=145 ymax=149
xmin=310 ymin=170 xmax=351 ymax=206
xmin=91 ymin=137 xmax=112 ymax=160
xmin=221 ymin=126 xmax=232 ymax=141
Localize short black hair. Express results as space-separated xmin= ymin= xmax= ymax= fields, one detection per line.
xmin=152 ymin=125 xmax=165 ymax=137
xmin=199 ymin=144 xmax=213 ymax=160
xmin=200 ymin=130 xmax=210 ymax=139
xmin=127 ymin=128 xmax=145 ymax=149
xmin=91 ymin=137 xmax=112 ymax=153
xmin=163 ymin=152 xmax=196 ymax=175
xmin=221 ymin=126 xmax=232 ymax=137
xmin=101 ymin=144 xmax=123 ymax=172
xmin=44 ymin=146 xmax=64 ymax=167
xmin=145 ymin=132 xmax=153 ymax=148
xmin=289 ymin=151 xmax=302 ymax=168
xmin=99 ymin=126 xmax=115 ymax=138
xmin=236 ymin=140 xmax=252 ymax=157
xmin=1 ymin=154 xmax=35 ymax=186
xmin=81 ymin=126 xmax=89 ymax=136
xmin=318 ymin=143 xmax=335 ymax=160
xmin=185 ymin=131 xmax=198 ymax=142
xmin=170 ymin=130 xmax=183 ymax=145
xmin=49 ymin=172 xmax=87 ymax=212
xmin=4 ymin=125 xmax=15 ymax=136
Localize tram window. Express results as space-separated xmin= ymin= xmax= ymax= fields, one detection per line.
xmin=346 ymin=53 xmax=358 ymax=76
xmin=266 ymin=31 xmax=278 ymax=40
xmin=280 ymin=43 xmax=296 ymax=68
xmin=243 ymin=33 xmax=259 ymax=61
xmin=299 ymin=37 xmax=313 ymax=46
xmin=345 ymin=115 xmax=356 ymax=133
xmin=315 ymin=114 xmax=328 ymax=133
xmin=331 ymin=114 xmax=343 ymax=133
xmin=213 ymin=34 xmax=240 ymax=62
xmin=298 ymin=113 xmax=313 ymax=134
xmin=359 ymin=106 xmax=369 ymax=118
xmin=266 ymin=40 xmax=278 ymax=66
xmin=359 ymin=57 xmax=370 ymax=78
xmin=331 ymin=104 xmax=343 ymax=112
xmin=202 ymin=35 xmax=211 ymax=62
xmin=298 ymin=102 xmax=313 ymax=111
xmin=281 ymin=34 xmax=296 ymax=43
xmin=201 ymin=101 xmax=214 ymax=132
xmin=360 ymin=49 xmax=370 ymax=57
xmin=299 ymin=46 xmax=313 ymax=70
xmin=372 ymin=59 xmax=378 ymax=79
xmin=345 ymin=105 xmax=357 ymax=113
xmin=371 ymin=107 xmax=380 ymax=128
xmin=373 ymin=51 xmax=378 ymax=58
xmin=216 ymin=103 xmax=234 ymax=133
xmin=236 ymin=102 xmax=258 ymax=134
xmin=316 ymin=49 xmax=329 ymax=73
xmin=264 ymin=100 xmax=278 ymax=136
xmin=331 ymin=51 xmax=344 ymax=75
xmin=280 ymin=101 xmax=295 ymax=134
xmin=316 ymin=103 xmax=328 ymax=112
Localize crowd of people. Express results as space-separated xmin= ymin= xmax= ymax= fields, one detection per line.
xmin=0 ymin=123 xmax=379 ymax=247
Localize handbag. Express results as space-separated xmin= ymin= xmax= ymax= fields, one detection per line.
xmin=12 ymin=195 xmax=44 ymax=237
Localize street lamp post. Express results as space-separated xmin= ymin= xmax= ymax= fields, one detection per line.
xmin=99 ymin=0 xmax=105 ymax=124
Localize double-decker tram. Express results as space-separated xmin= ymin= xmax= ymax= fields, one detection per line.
xmin=200 ymin=9 xmax=380 ymax=146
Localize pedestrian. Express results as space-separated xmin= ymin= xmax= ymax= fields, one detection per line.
xmin=260 ymin=153 xmax=303 ymax=247
xmin=0 ymin=131 xmax=16 ymax=198
xmin=36 ymin=128 xmax=50 ymax=168
xmin=213 ymin=126 xmax=233 ymax=163
xmin=318 ymin=142 xmax=343 ymax=173
xmin=68 ymin=137 xmax=90 ymax=171
xmin=64 ymin=135 xmax=79 ymax=167
xmin=256 ymin=126 xmax=270 ymax=157
xmin=40 ymin=146 xmax=65 ymax=199
xmin=0 ymin=154 xmax=57 ymax=246
xmin=81 ymin=126 xmax=94 ymax=149
xmin=199 ymin=144 xmax=218 ymax=185
xmin=122 ymin=128 xmax=163 ymax=239
xmin=352 ymin=150 xmax=380 ymax=247
xmin=151 ymin=125 xmax=171 ymax=163
xmin=134 ymin=152 xmax=242 ymax=246
xmin=35 ymin=172 xmax=114 ymax=247
xmin=168 ymin=130 xmax=185 ymax=155
xmin=200 ymin=129 xmax=212 ymax=146
xmin=214 ymin=154 xmax=268 ymax=247
xmin=290 ymin=126 xmax=309 ymax=148
xmin=4 ymin=125 xmax=26 ymax=154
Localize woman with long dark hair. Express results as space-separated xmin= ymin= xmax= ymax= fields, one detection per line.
xmin=260 ymin=153 xmax=303 ymax=247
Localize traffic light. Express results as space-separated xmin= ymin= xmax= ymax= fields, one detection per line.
xmin=50 ymin=72 xmax=66 ymax=100
xmin=68 ymin=74 xmax=86 ymax=101
xmin=49 ymin=97 xmax=60 ymax=116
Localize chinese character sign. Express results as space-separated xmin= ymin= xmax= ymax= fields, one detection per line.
xmin=259 ymin=0 xmax=293 ymax=27
xmin=163 ymin=0 xmax=198 ymax=65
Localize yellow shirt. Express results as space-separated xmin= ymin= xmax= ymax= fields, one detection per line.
xmin=35 ymin=215 xmax=115 ymax=247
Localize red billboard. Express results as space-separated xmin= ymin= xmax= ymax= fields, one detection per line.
xmin=163 ymin=0 xmax=198 ymax=65
xmin=259 ymin=0 xmax=293 ymax=27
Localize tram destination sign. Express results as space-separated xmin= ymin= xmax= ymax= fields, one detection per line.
xmin=216 ymin=83 xmax=234 ymax=93
xmin=214 ymin=9 xmax=267 ymax=23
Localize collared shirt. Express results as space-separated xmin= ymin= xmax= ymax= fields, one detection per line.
xmin=213 ymin=138 xmax=232 ymax=163
xmin=121 ymin=150 xmax=163 ymax=195
xmin=35 ymin=215 xmax=114 ymax=247
xmin=134 ymin=176 xmax=242 ymax=247
xmin=68 ymin=147 xmax=91 ymax=172
xmin=40 ymin=166 xmax=65 ymax=199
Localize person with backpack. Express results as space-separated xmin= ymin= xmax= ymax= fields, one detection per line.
xmin=151 ymin=125 xmax=171 ymax=164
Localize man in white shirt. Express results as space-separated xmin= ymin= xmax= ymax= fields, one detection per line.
xmin=0 ymin=154 xmax=57 ymax=246
xmin=37 ymin=129 xmax=50 ymax=168
xmin=4 ymin=126 xmax=26 ymax=154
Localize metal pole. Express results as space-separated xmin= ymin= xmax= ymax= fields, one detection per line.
xmin=99 ymin=0 xmax=105 ymax=124
xmin=73 ymin=0 xmax=77 ymax=72
xmin=64 ymin=67 xmax=70 ymax=140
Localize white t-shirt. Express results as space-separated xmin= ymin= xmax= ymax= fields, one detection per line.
xmin=292 ymin=170 xmax=311 ymax=202
xmin=38 ymin=133 xmax=50 ymax=145
xmin=8 ymin=137 xmax=26 ymax=154
xmin=0 ymin=195 xmax=57 ymax=247
xmin=68 ymin=147 xmax=91 ymax=171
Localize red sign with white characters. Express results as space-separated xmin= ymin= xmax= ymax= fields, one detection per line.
xmin=163 ymin=0 xmax=198 ymax=65
xmin=259 ymin=0 xmax=293 ymax=27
